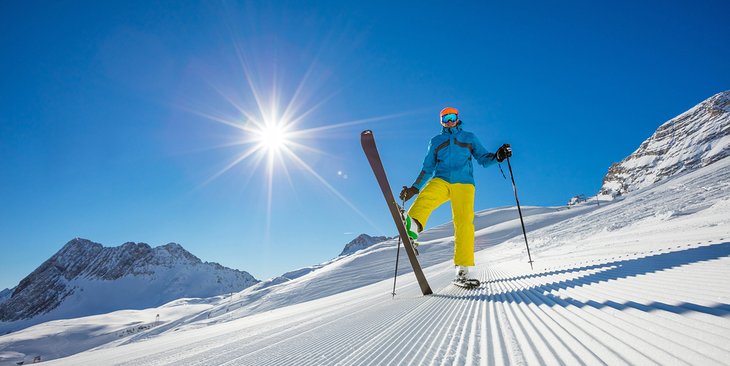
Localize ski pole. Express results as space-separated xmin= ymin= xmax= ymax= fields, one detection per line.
xmin=506 ymin=157 xmax=534 ymax=270
xmin=391 ymin=198 xmax=405 ymax=297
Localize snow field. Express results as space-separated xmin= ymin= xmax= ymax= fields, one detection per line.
xmin=0 ymin=300 xmax=214 ymax=365
xmin=49 ymin=240 xmax=730 ymax=365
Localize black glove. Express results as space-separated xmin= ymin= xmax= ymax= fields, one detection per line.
xmin=399 ymin=186 xmax=419 ymax=202
xmin=495 ymin=143 xmax=512 ymax=162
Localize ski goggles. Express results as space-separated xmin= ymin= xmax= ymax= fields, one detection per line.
xmin=441 ymin=113 xmax=458 ymax=123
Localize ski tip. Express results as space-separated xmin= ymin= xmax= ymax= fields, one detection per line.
xmin=361 ymin=130 xmax=373 ymax=135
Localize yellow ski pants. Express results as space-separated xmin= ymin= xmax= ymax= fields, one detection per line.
xmin=408 ymin=178 xmax=476 ymax=266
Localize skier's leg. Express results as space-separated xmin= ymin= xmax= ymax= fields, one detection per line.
xmin=407 ymin=178 xmax=450 ymax=231
xmin=451 ymin=183 xmax=476 ymax=267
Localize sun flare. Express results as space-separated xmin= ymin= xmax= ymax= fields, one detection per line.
xmin=255 ymin=122 xmax=290 ymax=153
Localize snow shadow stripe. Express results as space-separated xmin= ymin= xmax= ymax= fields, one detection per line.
xmin=433 ymin=242 xmax=730 ymax=316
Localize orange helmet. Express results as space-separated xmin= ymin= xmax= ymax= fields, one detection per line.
xmin=440 ymin=107 xmax=459 ymax=117
xmin=440 ymin=107 xmax=459 ymax=127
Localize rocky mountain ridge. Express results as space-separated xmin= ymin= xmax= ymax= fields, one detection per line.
xmin=0 ymin=238 xmax=258 ymax=330
xmin=598 ymin=90 xmax=730 ymax=198
xmin=339 ymin=234 xmax=391 ymax=256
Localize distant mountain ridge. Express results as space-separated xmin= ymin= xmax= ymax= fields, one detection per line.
xmin=599 ymin=90 xmax=730 ymax=198
xmin=339 ymin=234 xmax=391 ymax=256
xmin=0 ymin=238 xmax=258 ymax=332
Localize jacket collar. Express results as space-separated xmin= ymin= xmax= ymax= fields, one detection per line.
xmin=441 ymin=123 xmax=463 ymax=135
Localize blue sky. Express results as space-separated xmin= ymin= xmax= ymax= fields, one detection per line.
xmin=1 ymin=1 xmax=729 ymax=289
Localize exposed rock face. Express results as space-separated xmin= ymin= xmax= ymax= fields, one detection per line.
xmin=0 ymin=238 xmax=258 ymax=323
xmin=599 ymin=91 xmax=730 ymax=199
xmin=0 ymin=288 xmax=12 ymax=305
xmin=339 ymin=234 xmax=390 ymax=256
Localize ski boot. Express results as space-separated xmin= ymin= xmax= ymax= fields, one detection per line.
xmin=453 ymin=266 xmax=480 ymax=289
xmin=404 ymin=214 xmax=421 ymax=255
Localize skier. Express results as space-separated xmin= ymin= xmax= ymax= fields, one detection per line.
xmin=399 ymin=107 xmax=511 ymax=286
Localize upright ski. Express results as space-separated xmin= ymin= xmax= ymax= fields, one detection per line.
xmin=361 ymin=130 xmax=433 ymax=296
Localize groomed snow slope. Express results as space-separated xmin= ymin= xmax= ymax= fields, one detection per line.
xmin=19 ymin=158 xmax=730 ymax=365
xmin=0 ymin=299 xmax=214 ymax=365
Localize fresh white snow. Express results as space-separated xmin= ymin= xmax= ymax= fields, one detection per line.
xmin=0 ymin=299 xmax=214 ymax=365
xmin=2 ymin=156 xmax=728 ymax=365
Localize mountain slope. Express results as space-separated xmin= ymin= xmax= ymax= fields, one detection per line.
xmin=599 ymin=90 xmax=730 ymax=198
xmin=0 ymin=240 xmax=258 ymax=334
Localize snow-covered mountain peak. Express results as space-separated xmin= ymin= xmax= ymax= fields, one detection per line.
xmin=151 ymin=242 xmax=202 ymax=263
xmin=704 ymin=90 xmax=730 ymax=114
xmin=0 ymin=239 xmax=258 ymax=333
xmin=598 ymin=90 xmax=730 ymax=199
xmin=63 ymin=237 xmax=102 ymax=249
xmin=159 ymin=242 xmax=184 ymax=251
xmin=339 ymin=234 xmax=390 ymax=256
xmin=57 ymin=237 xmax=102 ymax=256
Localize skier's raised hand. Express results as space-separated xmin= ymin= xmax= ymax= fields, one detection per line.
xmin=496 ymin=144 xmax=512 ymax=162
xmin=399 ymin=186 xmax=419 ymax=202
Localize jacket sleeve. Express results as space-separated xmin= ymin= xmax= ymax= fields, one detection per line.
xmin=470 ymin=134 xmax=497 ymax=168
xmin=412 ymin=138 xmax=437 ymax=190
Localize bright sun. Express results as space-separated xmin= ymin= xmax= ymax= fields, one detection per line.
xmin=257 ymin=123 xmax=289 ymax=152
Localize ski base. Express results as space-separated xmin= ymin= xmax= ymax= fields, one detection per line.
xmin=411 ymin=240 xmax=419 ymax=256
xmin=361 ymin=130 xmax=432 ymax=296
xmin=453 ymin=279 xmax=481 ymax=289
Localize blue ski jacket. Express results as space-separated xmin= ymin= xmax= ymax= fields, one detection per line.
xmin=411 ymin=123 xmax=497 ymax=191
